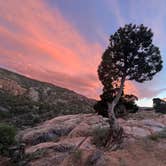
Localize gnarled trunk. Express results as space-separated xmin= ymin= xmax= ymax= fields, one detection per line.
xmin=106 ymin=75 xmax=126 ymax=150
xmin=108 ymin=75 xmax=126 ymax=120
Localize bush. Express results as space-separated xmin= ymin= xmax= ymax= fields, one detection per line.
xmin=153 ymin=98 xmax=166 ymax=114
xmin=148 ymin=134 xmax=158 ymax=141
xmin=148 ymin=128 xmax=166 ymax=141
xmin=26 ymin=149 xmax=46 ymax=161
xmin=93 ymin=100 xmax=108 ymax=118
xmin=0 ymin=123 xmax=16 ymax=155
xmin=94 ymin=95 xmax=138 ymax=118
xmin=71 ymin=149 xmax=83 ymax=165
xmin=158 ymin=128 xmax=166 ymax=138
xmin=85 ymin=150 xmax=105 ymax=166
xmin=91 ymin=127 xmax=110 ymax=147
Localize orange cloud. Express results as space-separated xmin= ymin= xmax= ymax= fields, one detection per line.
xmin=0 ymin=0 xmax=141 ymax=99
xmin=124 ymin=81 xmax=141 ymax=97
xmin=0 ymin=0 xmax=103 ymax=98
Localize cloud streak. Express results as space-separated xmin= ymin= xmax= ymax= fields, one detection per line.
xmin=0 ymin=0 xmax=165 ymax=103
xmin=0 ymin=0 xmax=103 ymax=98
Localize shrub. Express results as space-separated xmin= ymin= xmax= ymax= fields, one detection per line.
xmin=26 ymin=149 xmax=46 ymax=161
xmin=158 ymin=128 xmax=166 ymax=138
xmin=0 ymin=110 xmax=10 ymax=119
xmin=93 ymin=100 xmax=108 ymax=118
xmin=0 ymin=123 xmax=16 ymax=155
xmin=153 ymin=98 xmax=166 ymax=114
xmin=71 ymin=149 xmax=83 ymax=165
xmin=85 ymin=150 xmax=105 ymax=166
xmin=94 ymin=95 xmax=138 ymax=118
xmin=91 ymin=127 xmax=110 ymax=147
xmin=148 ymin=134 xmax=158 ymax=141
xmin=148 ymin=128 xmax=166 ymax=141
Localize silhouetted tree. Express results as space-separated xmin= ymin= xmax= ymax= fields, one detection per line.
xmin=153 ymin=98 xmax=166 ymax=114
xmin=93 ymin=100 xmax=108 ymax=117
xmin=94 ymin=94 xmax=138 ymax=118
xmin=98 ymin=24 xmax=163 ymax=149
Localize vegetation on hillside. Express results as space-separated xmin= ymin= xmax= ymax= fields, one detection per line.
xmin=0 ymin=68 xmax=95 ymax=129
xmin=0 ymin=123 xmax=16 ymax=156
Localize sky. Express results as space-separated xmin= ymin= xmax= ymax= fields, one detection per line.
xmin=0 ymin=0 xmax=166 ymax=106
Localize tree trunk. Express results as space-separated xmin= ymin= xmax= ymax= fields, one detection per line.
xmin=106 ymin=75 xmax=126 ymax=150
xmin=108 ymin=75 xmax=126 ymax=121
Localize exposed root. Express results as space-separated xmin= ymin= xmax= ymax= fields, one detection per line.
xmin=105 ymin=116 xmax=124 ymax=151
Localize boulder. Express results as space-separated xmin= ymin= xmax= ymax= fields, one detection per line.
xmin=20 ymin=114 xmax=109 ymax=145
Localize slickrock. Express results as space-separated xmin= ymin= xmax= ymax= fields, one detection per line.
xmin=17 ymin=113 xmax=166 ymax=166
xmin=20 ymin=114 xmax=109 ymax=145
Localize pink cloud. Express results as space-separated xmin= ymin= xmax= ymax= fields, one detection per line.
xmin=0 ymin=0 xmax=152 ymax=100
xmin=0 ymin=0 xmax=103 ymax=98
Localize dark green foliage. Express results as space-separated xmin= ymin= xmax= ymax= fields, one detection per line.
xmin=0 ymin=67 xmax=95 ymax=129
xmin=94 ymin=94 xmax=138 ymax=118
xmin=0 ymin=123 xmax=16 ymax=156
xmin=120 ymin=94 xmax=138 ymax=113
xmin=0 ymin=86 xmax=94 ymax=129
xmin=153 ymin=98 xmax=166 ymax=114
xmin=0 ymin=91 xmax=56 ymax=128
xmin=8 ymin=143 xmax=26 ymax=164
xmin=148 ymin=128 xmax=166 ymax=141
xmin=26 ymin=149 xmax=46 ymax=161
xmin=98 ymin=24 xmax=162 ymax=85
xmin=91 ymin=127 xmax=110 ymax=147
xmin=93 ymin=100 xmax=108 ymax=117
xmin=0 ymin=91 xmax=44 ymax=128
xmin=85 ymin=150 xmax=105 ymax=166
xmin=114 ymin=94 xmax=138 ymax=117
xmin=97 ymin=24 xmax=163 ymax=114
xmin=148 ymin=134 xmax=159 ymax=141
xmin=70 ymin=149 xmax=83 ymax=165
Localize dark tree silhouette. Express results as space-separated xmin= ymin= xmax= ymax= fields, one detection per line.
xmin=94 ymin=94 xmax=138 ymax=118
xmin=153 ymin=98 xmax=166 ymax=114
xmin=98 ymin=24 xmax=163 ymax=149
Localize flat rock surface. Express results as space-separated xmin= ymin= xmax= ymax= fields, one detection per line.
xmin=18 ymin=112 xmax=166 ymax=166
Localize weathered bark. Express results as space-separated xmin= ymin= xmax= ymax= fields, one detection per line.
xmin=107 ymin=75 xmax=126 ymax=121
xmin=106 ymin=75 xmax=126 ymax=150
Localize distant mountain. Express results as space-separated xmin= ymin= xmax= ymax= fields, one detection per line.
xmin=0 ymin=68 xmax=96 ymax=129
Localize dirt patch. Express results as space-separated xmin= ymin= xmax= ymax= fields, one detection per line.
xmin=105 ymin=138 xmax=166 ymax=166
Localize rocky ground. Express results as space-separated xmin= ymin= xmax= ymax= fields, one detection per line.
xmin=8 ymin=111 xmax=164 ymax=166
xmin=1 ymin=68 xmax=165 ymax=166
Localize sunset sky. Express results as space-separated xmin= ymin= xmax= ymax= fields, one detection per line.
xmin=0 ymin=0 xmax=166 ymax=106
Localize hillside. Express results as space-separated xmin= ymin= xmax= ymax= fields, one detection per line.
xmin=0 ymin=68 xmax=166 ymax=166
xmin=0 ymin=68 xmax=95 ymax=129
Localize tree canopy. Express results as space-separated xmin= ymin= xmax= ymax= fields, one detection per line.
xmin=96 ymin=23 xmax=163 ymax=149
xmin=98 ymin=24 xmax=163 ymax=103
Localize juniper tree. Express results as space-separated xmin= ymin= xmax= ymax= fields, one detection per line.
xmin=94 ymin=93 xmax=138 ymax=118
xmin=98 ymin=24 xmax=163 ymax=148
